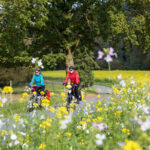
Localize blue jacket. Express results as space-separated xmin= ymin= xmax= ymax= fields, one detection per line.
xmin=29 ymin=74 xmax=45 ymax=86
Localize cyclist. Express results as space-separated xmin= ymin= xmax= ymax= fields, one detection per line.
xmin=29 ymin=68 xmax=45 ymax=96
xmin=63 ymin=66 xmax=80 ymax=104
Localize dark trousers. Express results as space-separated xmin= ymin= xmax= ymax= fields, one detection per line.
xmin=33 ymin=86 xmax=45 ymax=96
xmin=73 ymin=85 xmax=80 ymax=100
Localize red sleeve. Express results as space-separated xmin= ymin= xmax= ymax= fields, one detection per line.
xmin=64 ymin=72 xmax=69 ymax=83
xmin=75 ymin=71 xmax=80 ymax=84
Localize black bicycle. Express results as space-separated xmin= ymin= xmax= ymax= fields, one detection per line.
xmin=27 ymin=86 xmax=43 ymax=112
xmin=65 ymin=83 xmax=82 ymax=107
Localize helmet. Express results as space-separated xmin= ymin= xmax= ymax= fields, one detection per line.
xmin=69 ymin=66 xmax=75 ymax=70
xmin=35 ymin=68 xmax=41 ymax=72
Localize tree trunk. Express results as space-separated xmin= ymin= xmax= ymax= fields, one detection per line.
xmin=66 ymin=49 xmax=74 ymax=72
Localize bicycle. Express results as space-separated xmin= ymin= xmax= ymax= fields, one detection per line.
xmin=27 ymin=86 xmax=50 ymax=112
xmin=65 ymin=82 xmax=82 ymax=108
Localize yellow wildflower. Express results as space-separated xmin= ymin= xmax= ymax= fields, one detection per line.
xmin=26 ymin=134 xmax=30 ymax=143
xmin=56 ymin=112 xmax=62 ymax=118
xmin=122 ymin=128 xmax=130 ymax=135
xmin=80 ymin=121 xmax=87 ymax=127
xmin=114 ymin=88 xmax=120 ymax=95
xmin=13 ymin=115 xmax=20 ymax=122
xmin=40 ymin=118 xmax=52 ymax=129
xmin=58 ymin=107 xmax=68 ymax=115
xmin=40 ymin=91 xmax=45 ymax=96
xmin=66 ymin=132 xmax=72 ymax=137
xmin=51 ymin=92 xmax=54 ymax=96
xmin=69 ymin=108 xmax=74 ymax=112
xmin=33 ymin=91 xmax=37 ymax=95
xmin=97 ymin=116 xmax=104 ymax=122
xmin=39 ymin=144 xmax=46 ymax=150
xmin=88 ymin=115 xmax=92 ymax=118
xmin=97 ymin=107 xmax=103 ymax=112
xmin=40 ymin=124 xmax=46 ymax=129
xmin=80 ymin=138 xmax=84 ymax=145
xmin=87 ymin=119 xmax=91 ymax=122
xmin=122 ymin=88 xmax=126 ymax=93
xmin=2 ymin=86 xmax=13 ymax=94
xmin=41 ymin=99 xmax=50 ymax=107
xmin=122 ymin=140 xmax=143 ymax=150
xmin=70 ymin=102 xmax=76 ymax=107
xmin=57 ymin=133 xmax=61 ymax=139
xmin=61 ymin=92 xmax=65 ymax=97
xmin=33 ymin=103 xmax=38 ymax=107
xmin=114 ymin=110 xmax=122 ymax=116
xmin=1 ymin=130 xmax=7 ymax=136
xmin=22 ymin=92 xmax=29 ymax=97
xmin=97 ymin=95 xmax=100 ymax=98
xmin=49 ymin=106 xmax=56 ymax=112
xmin=19 ymin=98 xmax=25 ymax=103
xmin=140 ymin=99 xmax=145 ymax=104
xmin=112 ymin=102 xmax=117 ymax=105
xmin=81 ymin=91 xmax=84 ymax=100
xmin=98 ymin=100 xmax=102 ymax=105
xmin=129 ymin=102 xmax=134 ymax=105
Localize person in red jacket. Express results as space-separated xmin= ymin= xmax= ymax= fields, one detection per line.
xmin=64 ymin=66 xmax=80 ymax=103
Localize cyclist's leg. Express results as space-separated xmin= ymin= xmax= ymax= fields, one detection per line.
xmin=41 ymin=85 xmax=45 ymax=91
xmin=75 ymin=85 xmax=80 ymax=103
xmin=40 ymin=86 xmax=45 ymax=100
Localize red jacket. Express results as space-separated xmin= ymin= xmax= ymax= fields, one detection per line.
xmin=64 ymin=71 xmax=80 ymax=84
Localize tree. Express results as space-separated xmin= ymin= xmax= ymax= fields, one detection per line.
xmin=75 ymin=47 xmax=99 ymax=87
xmin=0 ymin=0 xmax=48 ymax=67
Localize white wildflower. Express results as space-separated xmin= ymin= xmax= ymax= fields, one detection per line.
xmin=31 ymin=58 xmax=36 ymax=64
xmin=1 ymin=97 xmax=7 ymax=104
xmin=11 ymin=134 xmax=17 ymax=140
xmin=119 ymin=80 xmax=126 ymax=87
xmin=117 ymin=74 xmax=122 ymax=80
xmin=14 ymin=140 xmax=20 ymax=145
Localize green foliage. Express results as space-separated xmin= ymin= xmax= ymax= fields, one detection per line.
xmin=42 ymin=53 xmax=65 ymax=70
xmin=0 ymin=0 xmax=149 ymax=70
xmin=0 ymin=67 xmax=33 ymax=87
xmin=0 ymin=0 xmax=48 ymax=67
xmin=75 ymin=48 xmax=99 ymax=87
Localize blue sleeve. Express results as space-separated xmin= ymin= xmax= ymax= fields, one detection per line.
xmin=40 ymin=74 xmax=45 ymax=86
xmin=29 ymin=75 xmax=35 ymax=86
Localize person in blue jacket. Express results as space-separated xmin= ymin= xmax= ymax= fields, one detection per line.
xmin=29 ymin=68 xmax=45 ymax=95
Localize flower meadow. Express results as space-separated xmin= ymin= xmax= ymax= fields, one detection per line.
xmin=43 ymin=70 xmax=150 ymax=84
xmin=0 ymin=76 xmax=150 ymax=150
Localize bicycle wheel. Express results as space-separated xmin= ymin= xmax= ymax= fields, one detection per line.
xmin=27 ymin=96 xmax=35 ymax=112
xmin=37 ymin=96 xmax=41 ymax=107
xmin=66 ymin=94 xmax=72 ymax=105
xmin=78 ymin=90 xmax=82 ymax=101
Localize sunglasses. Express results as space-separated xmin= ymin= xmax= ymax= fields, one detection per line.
xmin=35 ymin=72 xmax=39 ymax=73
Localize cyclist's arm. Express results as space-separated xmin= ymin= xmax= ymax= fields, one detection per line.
xmin=29 ymin=75 xmax=35 ymax=86
xmin=64 ymin=72 xmax=69 ymax=84
xmin=75 ymin=72 xmax=80 ymax=84
xmin=40 ymin=74 xmax=45 ymax=86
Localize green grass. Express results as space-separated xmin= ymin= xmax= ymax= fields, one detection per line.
xmin=0 ymin=94 xmax=65 ymax=117
xmin=0 ymin=101 xmax=28 ymax=117
xmin=12 ymin=82 xmax=64 ymax=94
xmin=83 ymin=86 xmax=98 ymax=94
xmin=42 ymin=70 xmax=116 ymax=87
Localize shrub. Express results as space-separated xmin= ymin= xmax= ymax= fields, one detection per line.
xmin=0 ymin=67 xmax=34 ymax=87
